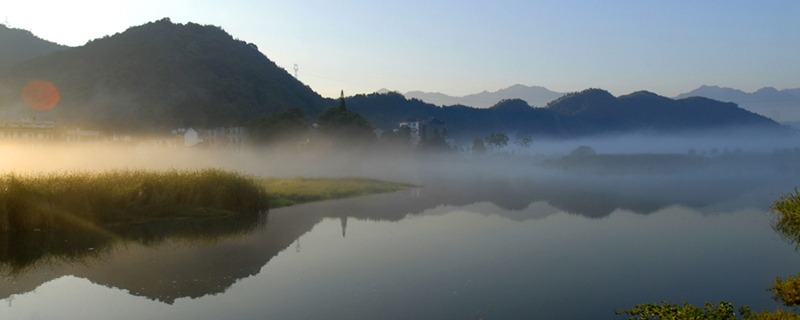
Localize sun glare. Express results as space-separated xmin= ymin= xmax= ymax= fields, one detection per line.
xmin=22 ymin=80 xmax=60 ymax=111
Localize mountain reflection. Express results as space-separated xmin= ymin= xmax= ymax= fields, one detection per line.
xmin=1 ymin=172 xmax=792 ymax=304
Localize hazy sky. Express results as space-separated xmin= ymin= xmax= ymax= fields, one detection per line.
xmin=3 ymin=0 xmax=799 ymax=99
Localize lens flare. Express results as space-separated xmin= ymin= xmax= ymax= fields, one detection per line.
xmin=22 ymin=80 xmax=60 ymax=111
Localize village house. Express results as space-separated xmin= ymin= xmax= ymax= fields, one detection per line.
xmin=171 ymin=126 xmax=250 ymax=149
xmin=0 ymin=117 xmax=56 ymax=143
xmin=65 ymin=127 xmax=101 ymax=143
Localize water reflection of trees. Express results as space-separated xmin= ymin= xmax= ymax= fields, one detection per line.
xmin=0 ymin=213 xmax=269 ymax=302
xmin=0 ymin=229 xmax=117 ymax=277
xmin=1 ymin=171 xmax=792 ymax=304
xmin=326 ymin=173 xmax=787 ymax=222
xmin=0 ymin=213 xmax=267 ymax=278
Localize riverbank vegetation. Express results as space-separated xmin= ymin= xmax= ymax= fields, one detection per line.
xmin=616 ymin=188 xmax=800 ymax=319
xmin=0 ymin=168 xmax=268 ymax=232
xmin=260 ymin=177 xmax=416 ymax=208
xmin=0 ymin=169 xmax=415 ymax=232
xmin=0 ymin=169 xmax=415 ymax=276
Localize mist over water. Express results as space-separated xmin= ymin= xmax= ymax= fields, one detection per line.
xmin=1 ymin=129 xmax=799 ymax=320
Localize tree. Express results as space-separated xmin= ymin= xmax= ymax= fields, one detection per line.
xmin=485 ymin=132 xmax=509 ymax=149
xmin=424 ymin=129 xmax=452 ymax=153
xmin=381 ymin=125 xmax=411 ymax=146
xmin=338 ymin=90 xmax=346 ymax=111
xmin=517 ymin=136 xmax=532 ymax=149
xmin=247 ymin=107 xmax=308 ymax=145
xmin=472 ymin=138 xmax=486 ymax=155
xmin=316 ymin=105 xmax=374 ymax=146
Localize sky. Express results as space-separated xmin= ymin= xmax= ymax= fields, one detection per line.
xmin=3 ymin=0 xmax=799 ymax=99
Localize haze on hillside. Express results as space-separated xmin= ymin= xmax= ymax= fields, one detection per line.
xmin=676 ymin=85 xmax=800 ymax=123
xmin=0 ymin=24 xmax=68 ymax=73
xmin=403 ymin=84 xmax=565 ymax=108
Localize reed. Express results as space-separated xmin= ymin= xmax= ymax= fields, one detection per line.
xmin=0 ymin=168 xmax=269 ymax=232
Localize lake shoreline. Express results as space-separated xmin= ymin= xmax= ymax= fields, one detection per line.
xmin=0 ymin=168 xmax=416 ymax=233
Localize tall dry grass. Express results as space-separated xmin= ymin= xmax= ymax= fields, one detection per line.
xmin=0 ymin=168 xmax=268 ymax=232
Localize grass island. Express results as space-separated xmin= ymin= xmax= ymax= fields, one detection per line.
xmin=0 ymin=168 xmax=416 ymax=232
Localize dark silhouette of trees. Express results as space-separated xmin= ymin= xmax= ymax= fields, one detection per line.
xmin=247 ymin=107 xmax=308 ymax=145
xmin=316 ymin=103 xmax=375 ymax=147
xmin=485 ymin=132 xmax=509 ymax=149
xmin=338 ymin=90 xmax=347 ymax=111
xmin=517 ymin=136 xmax=532 ymax=149
xmin=424 ymin=128 xmax=453 ymax=152
xmin=380 ymin=125 xmax=411 ymax=146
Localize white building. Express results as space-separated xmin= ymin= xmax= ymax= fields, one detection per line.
xmin=173 ymin=128 xmax=202 ymax=147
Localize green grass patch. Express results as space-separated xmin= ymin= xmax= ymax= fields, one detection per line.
xmin=259 ymin=177 xmax=417 ymax=208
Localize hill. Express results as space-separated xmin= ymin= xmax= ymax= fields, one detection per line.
xmin=675 ymin=85 xmax=800 ymax=123
xmin=404 ymin=84 xmax=564 ymax=108
xmin=0 ymin=18 xmax=327 ymax=132
xmin=348 ymin=89 xmax=784 ymax=143
xmin=0 ymin=24 xmax=69 ymax=74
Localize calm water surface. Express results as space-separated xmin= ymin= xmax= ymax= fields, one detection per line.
xmin=1 ymin=173 xmax=799 ymax=320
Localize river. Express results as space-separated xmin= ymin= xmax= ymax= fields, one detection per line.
xmin=1 ymin=165 xmax=799 ymax=319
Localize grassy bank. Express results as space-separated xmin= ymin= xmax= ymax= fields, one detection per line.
xmin=260 ymin=177 xmax=417 ymax=208
xmin=0 ymin=169 xmax=416 ymax=232
xmin=0 ymin=168 xmax=269 ymax=232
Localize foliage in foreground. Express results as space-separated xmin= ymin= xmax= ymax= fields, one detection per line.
xmin=0 ymin=168 xmax=269 ymax=231
xmin=617 ymin=187 xmax=800 ymax=319
xmin=772 ymin=187 xmax=800 ymax=247
xmin=615 ymin=301 xmax=800 ymax=320
xmin=260 ymin=177 xmax=416 ymax=208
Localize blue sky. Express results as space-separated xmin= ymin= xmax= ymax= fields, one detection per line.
xmin=4 ymin=0 xmax=799 ymax=100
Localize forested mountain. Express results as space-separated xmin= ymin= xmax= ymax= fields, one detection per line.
xmin=0 ymin=19 xmax=785 ymax=138
xmin=0 ymin=24 xmax=69 ymax=74
xmin=348 ymin=89 xmax=783 ymax=142
xmin=675 ymin=85 xmax=800 ymax=123
xmin=0 ymin=18 xmax=327 ymax=132
xmin=404 ymin=84 xmax=564 ymax=108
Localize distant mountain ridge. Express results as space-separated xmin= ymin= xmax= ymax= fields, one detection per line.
xmin=0 ymin=24 xmax=69 ymax=74
xmin=348 ymin=89 xmax=782 ymax=143
xmin=675 ymin=85 xmax=800 ymax=122
xmin=0 ymin=19 xmax=786 ymax=139
xmin=0 ymin=18 xmax=327 ymax=132
xmin=404 ymin=84 xmax=565 ymax=108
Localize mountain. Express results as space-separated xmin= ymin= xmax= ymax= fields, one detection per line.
xmin=0 ymin=18 xmax=327 ymax=132
xmin=675 ymin=85 xmax=800 ymax=122
xmin=0 ymin=24 xmax=69 ymax=74
xmin=404 ymin=84 xmax=564 ymax=108
xmin=348 ymin=89 xmax=783 ymax=143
